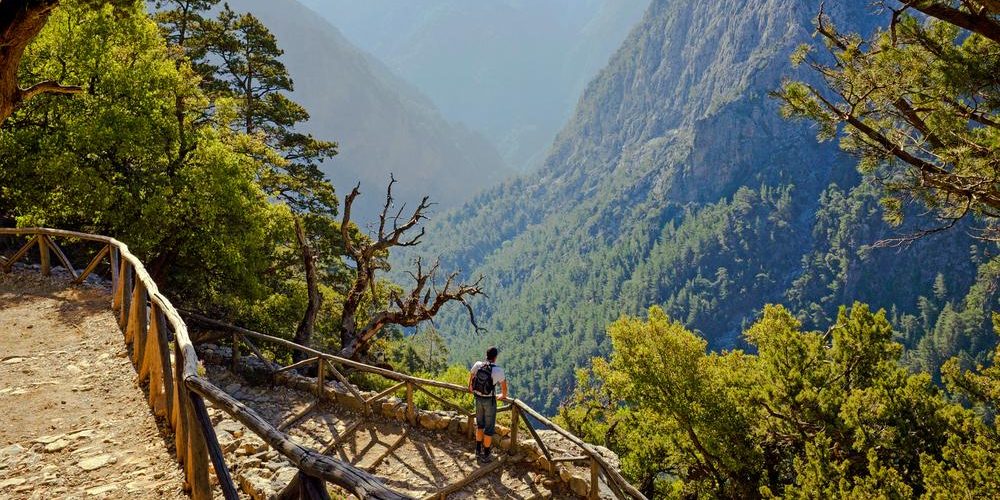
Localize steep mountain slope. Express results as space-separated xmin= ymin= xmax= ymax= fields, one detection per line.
xmin=403 ymin=0 xmax=994 ymax=414
xmin=299 ymin=0 xmax=649 ymax=171
xmin=226 ymin=0 xmax=510 ymax=220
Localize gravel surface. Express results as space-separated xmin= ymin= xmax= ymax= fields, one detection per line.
xmin=0 ymin=271 xmax=188 ymax=499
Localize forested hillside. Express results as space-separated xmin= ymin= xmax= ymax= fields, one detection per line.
xmin=299 ymin=0 xmax=649 ymax=171
xmin=405 ymin=0 xmax=1000 ymax=415
xmin=226 ymin=0 xmax=510 ymax=220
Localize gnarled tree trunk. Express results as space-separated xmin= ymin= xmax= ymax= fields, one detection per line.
xmin=337 ymin=175 xmax=484 ymax=360
xmin=292 ymin=216 xmax=321 ymax=363
xmin=0 ymin=0 xmax=81 ymax=126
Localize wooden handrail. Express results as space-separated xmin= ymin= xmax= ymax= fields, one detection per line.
xmin=186 ymin=377 xmax=408 ymax=499
xmin=183 ymin=311 xmax=647 ymax=499
xmin=0 ymin=228 xmax=412 ymax=500
xmin=2 ymin=227 xmax=646 ymax=500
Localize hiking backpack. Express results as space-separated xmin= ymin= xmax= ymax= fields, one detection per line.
xmin=472 ymin=362 xmax=494 ymax=396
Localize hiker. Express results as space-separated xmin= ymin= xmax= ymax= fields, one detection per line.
xmin=468 ymin=346 xmax=508 ymax=463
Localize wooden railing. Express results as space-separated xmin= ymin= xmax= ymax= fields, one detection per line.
xmin=184 ymin=314 xmax=646 ymax=500
xmin=0 ymin=227 xmax=646 ymax=500
xmin=0 ymin=228 xmax=405 ymax=500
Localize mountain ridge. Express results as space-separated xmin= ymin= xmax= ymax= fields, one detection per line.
xmin=398 ymin=0 xmax=989 ymax=414
xmin=299 ymin=0 xmax=650 ymax=171
xmin=227 ymin=0 xmax=511 ymax=221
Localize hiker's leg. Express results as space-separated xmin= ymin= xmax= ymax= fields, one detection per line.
xmin=475 ymin=396 xmax=486 ymax=444
xmin=483 ymin=397 xmax=497 ymax=449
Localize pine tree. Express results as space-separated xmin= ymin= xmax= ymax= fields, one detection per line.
xmin=207 ymin=4 xmax=337 ymax=215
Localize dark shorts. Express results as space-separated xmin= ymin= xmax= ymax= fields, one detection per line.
xmin=475 ymin=395 xmax=497 ymax=436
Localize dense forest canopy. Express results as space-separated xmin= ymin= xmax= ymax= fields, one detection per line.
xmin=553 ymin=0 xmax=1000 ymax=496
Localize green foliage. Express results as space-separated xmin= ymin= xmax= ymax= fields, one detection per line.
xmin=379 ymin=326 xmax=450 ymax=375
xmin=562 ymin=303 xmax=999 ymax=498
xmin=776 ymin=8 xmax=1000 ymax=231
xmin=427 ymin=175 xmax=991 ymax=415
xmin=0 ymin=0 xmax=414 ymax=359
xmin=206 ymin=3 xmax=338 ymax=216
xmin=0 ymin=0 xmax=288 ymax=309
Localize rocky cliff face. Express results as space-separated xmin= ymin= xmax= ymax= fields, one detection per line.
xmin=396 ymin=0 xmax=976 ymax=414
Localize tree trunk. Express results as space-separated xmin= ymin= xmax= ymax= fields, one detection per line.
xmin=0 ymin=0 xmax=60 ymax=125
xmin=293 ymin=217 xmax=321 ymax=363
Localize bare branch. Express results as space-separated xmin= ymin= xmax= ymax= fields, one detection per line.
xmin=378 ymin=173 xmax=396 ymax=238
xmin=336 ymin=176 xmax=485 ymax=359
xmin=815 ymin=2 xmax=848 ymax=51
xmin=873 ymin=199 xmax=970 ymax=248
xmin=18 ymin=80 xmax=83 ymax=102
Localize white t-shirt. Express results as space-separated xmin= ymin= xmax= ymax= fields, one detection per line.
xmin=470 ymin=361 xmax=506 ymax=396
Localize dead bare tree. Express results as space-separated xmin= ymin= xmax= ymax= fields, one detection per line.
xmin=338 ymin=175 xmax=485 ymax=360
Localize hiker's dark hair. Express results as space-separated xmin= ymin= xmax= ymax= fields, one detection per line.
xmin=486 ymin=346 xmax=498 ymax=362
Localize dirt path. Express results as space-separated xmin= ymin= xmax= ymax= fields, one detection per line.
xmin=0 ymin=271 xmax=187 ymax=499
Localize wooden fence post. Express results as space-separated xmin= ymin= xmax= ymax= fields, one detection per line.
xmin=510 ymin=404 xmax=520 ymax=452
xmin=189 ymin=391 xmax=239 ymax=500
xmin=109 ymin=247 xmax=120 ymax=298
xmin=173 ymin=342 xmax=189 ymax=468
xmin=590 ymin=457 xmax=600 ymax=500
xmin=231 ymin=333 xmax=241 ymax=373
xmin=186 ymin=388 xmax=212 ymax=500
xmin=155 ymin=310 xmax=175 ymax=423
xmin=316 ymin=357 xmax=325 ymax=397
xmin=118 ymin=262 xmax=132 ymax=328
xmin=38 ymin=236 xmax=50 ymax=276
xmin=143 ymin=302 xmax=166 ymax=415
xmin=129 ymin=285 xmax=149 ymax=368
xmin=406 ymin=382 xmax=415 ymax=425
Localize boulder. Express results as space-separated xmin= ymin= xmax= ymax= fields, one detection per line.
xmin=418 ymin=412 xmax=438 ymax=430
xmin=568 ymin=474 xmax=590 ymax=497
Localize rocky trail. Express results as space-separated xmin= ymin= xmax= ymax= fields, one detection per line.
xmin=0 ymin=267 xmax=614 ymax=499
xmin=0 ymin=270 xmax=187 ymax=499
xmin=195 ymin=353 xmax=572 ymax=499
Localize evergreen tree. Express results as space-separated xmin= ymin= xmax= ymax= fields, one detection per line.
xmin=777 ymin=3 xmax=1000 ymax=236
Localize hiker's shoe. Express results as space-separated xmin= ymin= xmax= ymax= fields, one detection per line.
xmin=481 ymin=449 xmax=494 ymax=463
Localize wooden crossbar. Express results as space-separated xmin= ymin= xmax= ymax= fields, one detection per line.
xmin=322 ymin=419 xmax=365 ymax=455
xmin=241 ymin=334 xmax=278 ymax=372
xmin=73 ymin=244 xmax=109 ymax=284
xmin=323 ymin=360 xmax=370 ymax=414
xmin=366 ymin=381 xmax=406 ymax=405
xmin=42 ymin=235 xmax=77 ymax=278
xmin=522 ymin=417 xmax=553 ymax=471
xmin=420 ymin=453 xmax=522 ymax=500
xmin=278 ymin=399 xmax=321 ymax=432
xmin=365 ymin=428 xmax=409 ymax=472
xmin=276 ymin=355 xmax=319 ymax=374
xmin=2 ymin=235 xmax=38 ymax=272
xmin=412 ymin=381 xmax=471 ymax=415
